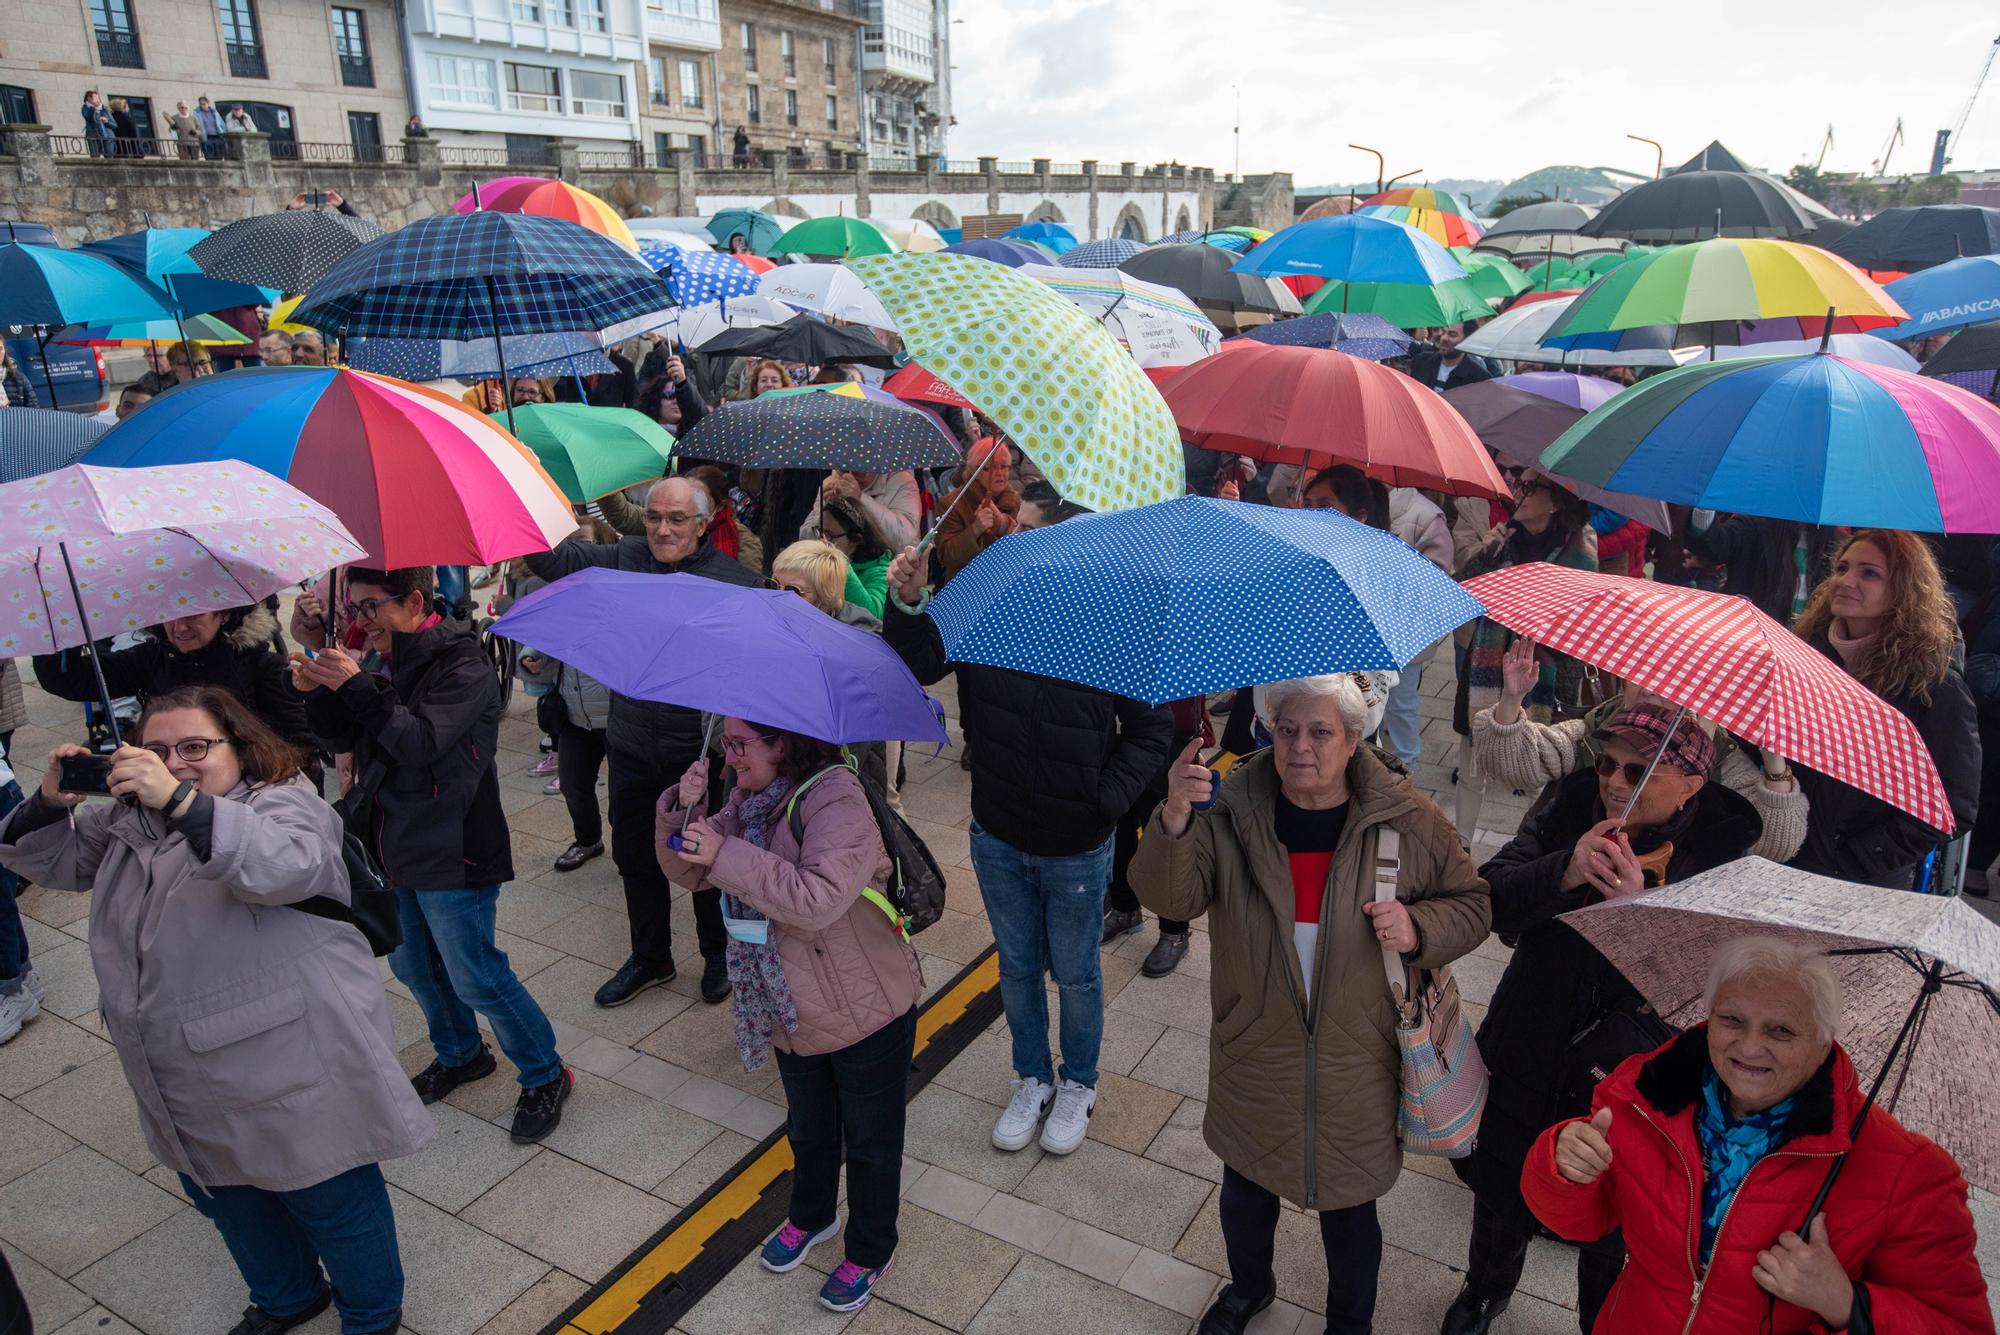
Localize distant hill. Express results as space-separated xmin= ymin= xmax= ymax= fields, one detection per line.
xmin=1492 ymin=165 xmax=1634 ymax=205
xmin=1295 ymin=178 xmax=1506 ymax=205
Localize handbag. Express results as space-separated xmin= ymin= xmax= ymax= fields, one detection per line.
xmin=290 ymin=759 xmax=402 ymax=957
xmin=1376 ymin=828 xmax=1488 ymax=1158
xmin=1553 ymin=985 xmax=1675 ymax=1122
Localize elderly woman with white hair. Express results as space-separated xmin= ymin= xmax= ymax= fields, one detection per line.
xmin=1524 ymin=936 xmax=1993 ymax=1334
xmin=1128 ymin=673 xmax=1490 ymax=1335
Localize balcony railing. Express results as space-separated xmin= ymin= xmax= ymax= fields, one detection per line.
xmin=339 ymin=54 xmax=375 ymax=87
xmin=940 ymin=159 xmax=980 ymax=172
xmin=997 ymin=161 xmax=1033 ymax=173
xmin=578 ymin=147 xmax=642 ymax=168
xmin=226 ymin=45 xmax=267 ymax=78
xmin=441 ymin=144 xmax=512 ymax=165
xmin=94 ymin=31 xmax=144 ymax=68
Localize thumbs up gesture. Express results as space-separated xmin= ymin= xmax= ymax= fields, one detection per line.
xmin=1556 ymin=1107 xmax=1615 ymax=1185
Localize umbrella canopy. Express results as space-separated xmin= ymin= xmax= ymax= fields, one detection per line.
xmin=343 ymin=332 xmax=618 ymax=381
xmin=1476 ymin=201 xmax=1598 ymax=238
xmin=1360 ymin=187 xmax=1475 ymax=216
xmin=0 ymin=461 xmax=364 ymax=656
xmin=0 ymin=409 xmax=110 ymax=482
xmin=1454 ymin=250 xmax=1532 ymax=302
xmin=660 ymin=294 xmax=791 ymax=348
xmin=1061 ymin=238 xmax=1146 ymax=269
xmin=849 ymin=252 xmax=1186 ymax=512
xmin=1003 ymin=221 xmax=1079 ymax=253
xmin=729 ymin=253 xmax=778 ymax=274
xmin=1826 ymin=204 xmax=2000 ymax=274
xmin=1231 ymin=215 xmax=1466 ymax=285
xmin=1538 ymin=353 xmax=2000 ymax=532
xmin=642 ymin=245 xmax=762 ymax=307
xmin=84 ymin=366 xmax=576 ymax=566
xmin=1120 ymin=244 xmax=1290 ymax=315
xmin=1681 ymin=333 xmax=1919 ymax=372
xmin=56 ymin=312 xmax=248 ymax=347
xmin=757 ymin=263 xmax=896 ymax=328
xmin=1458 ymin=295 xmax=1688 ymax=367
xmin=453 ymin=179 xmax=638 ymax=250
xmin=1874 ymin=256 xmax=2000 ymax=340
xmin=78 ymin=228 xmax=274 ymax=317
xmin=494 ymin=569 xmax=948 ymax=745
xmin=1019 ymin=264 xmax=1223 ymax=367
xmin=1521 ymin=248 xmax=1645 ymax=292
xmin=506 ymin=403 xmax=677 ymax=503
xmin=1474 ymin=231 xmax=1626 ymax=263
xmin=770 ymin=216 xmax=900 ymax=260
xmin=1300 ymin=276 xmax=1491 ymax=329
xmin=673 ymin=382 xmax=960 ymax=472
xmin=1442 ymin=375 xmax=1673 ymax=532
xmin=1240 ymin=312 xmax=1411 ymax=360
xmin=1579 ymin=170 xmax=1820 ymax=243
xmin=1919 ymin=321 xmax=2000 ymax=379
xmin=869 ymin=219 xmax=947 ymax=253
xmin=942 ymin=238 xmax=1048 ymax=268
xmin=0 ymin=243 xmax=175 ymax=328
xmin=693 ymin=312 xmax=898 ymax=367
xmin=707 ymin=208 xmax=788 ymax=255
xmin=929 ymin=497 xmax=1484 ymax=704
xmin=188 ymin=208 xmax=385 ymax=293
xmin=265 ymin=294 xmax=312 ymax=334
xmin=882 ymin=363 xmax=976 ymax=410
xmin=1544 ymin=239 xmax=1906 ymax=339
xmin=1158 ymin=342 xmax=1509 ymax=497
xmin=1354 ymin=204 xmax=1485 ymax=247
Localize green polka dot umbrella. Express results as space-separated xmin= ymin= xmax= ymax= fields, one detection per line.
xmin=847 ymin=253 xmax=1186 ymax=512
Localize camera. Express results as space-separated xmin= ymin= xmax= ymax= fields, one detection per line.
xmin=58 ymin=754 xmax=114 ymax=795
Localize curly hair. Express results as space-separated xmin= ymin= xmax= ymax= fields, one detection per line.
xmin=1795 ymin=529 xmax=1957 ymax=705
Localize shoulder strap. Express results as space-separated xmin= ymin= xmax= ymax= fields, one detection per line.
xmin=784 ymin=763 xmax=851 ymax=844
xmin=1374 ymin=826 xmax=1405 ymax=997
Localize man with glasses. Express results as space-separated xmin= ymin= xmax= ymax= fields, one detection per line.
xmin=524 ymin=476 xmax=759 ymax=1008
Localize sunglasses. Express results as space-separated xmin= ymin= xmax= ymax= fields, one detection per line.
xmin=1594 ymin=752 xmax=1689 ymax=786
xmin=144 ymin=737 xmax=230 ymax=763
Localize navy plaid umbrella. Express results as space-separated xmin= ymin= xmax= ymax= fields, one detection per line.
xmin=1061 ymin=238 xmax=1145 ymax=269
xmin=0 ymin=409 xmax=110 ymax=482
xmin=675 ymin=386 xmax=961 ymax=471
xmin=188 ymin=209 xmax=384 ymax=293
xmin=345 ymin=333 xmax=617 ymax=381
xmin=1245 ymin=312 xmax=1412 ymax=361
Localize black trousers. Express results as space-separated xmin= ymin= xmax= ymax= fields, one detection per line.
xmin=556 ymin=721 xmax=608 ymax=847
xmin=1465 ymin=1194 xmax=1622 ymax=1334
xmin=607 ymin=748 xmax=724 ymax=965
xmin=1970 ymin=706 xmax=2000 ymax=867
xmin=1107 ymin=801 xmax=1187 ymax=933
xmin=774 ymin=1007 xmax=917 ymax=1269
xmin=1218 ymin=1166 xmax=1380 ymax=1334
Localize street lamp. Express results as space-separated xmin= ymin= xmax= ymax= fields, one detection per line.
xmin=1349 ymin=143 xmax=1384 ymax=195
xmin=1384 ymin=167 xmax=1423 ymax=191
xmin=1627 ymin=133 xmax=1663 ymax=179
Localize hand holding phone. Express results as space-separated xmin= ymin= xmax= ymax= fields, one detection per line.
xmin=45 ymin=744 xmax=108 ymax=806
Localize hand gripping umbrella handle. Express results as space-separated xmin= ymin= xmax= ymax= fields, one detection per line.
xmin=914 ymin=435 xmax=1009 ymax=563
xmin=667 ymin=713 xmax=721 ymax=853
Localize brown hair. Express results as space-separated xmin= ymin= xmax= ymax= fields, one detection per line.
xmin=1795 ymin=529 xmax=1958 ymax=704
xmin=745 ymin=720 xmax=843 ymax=786
xmin=138 ymin=686 xmax=303 ymax=786
xmin=739 ymin=358 xmax=790 ymax=400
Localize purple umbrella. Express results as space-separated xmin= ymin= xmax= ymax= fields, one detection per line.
xmin=1490 ymin=370 xmax=1623 ymax=411
xmin=493 ymin=569 xmax=948 ymax=745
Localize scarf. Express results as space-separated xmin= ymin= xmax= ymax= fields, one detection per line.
xmin=726 ymin=777 xmax=799 ymax=1072
xmin=1695 ymin=1065 xmax=1796 ymax=1265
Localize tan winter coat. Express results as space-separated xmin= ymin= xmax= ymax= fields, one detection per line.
xmin=1129 ymin=746 xmax=1490 ymax=1211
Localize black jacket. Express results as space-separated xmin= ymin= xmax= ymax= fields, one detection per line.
xmin=1682 ymin=515 xmax=1838 ymax=625
xmin=303 ymin=620 xmax=513 ymax=890
xmin=1453 ymin=768 xmax=1761 ymax=1223
xmin=553 ymin=350 xmax=637 ymax=409
xmin=883 ymin=603 xmax=1174 ymax=856
xmin=522 ymin=537 xmax=758 ymax=762
xmin=1405 ymin=350 xmax=1492 ymax=393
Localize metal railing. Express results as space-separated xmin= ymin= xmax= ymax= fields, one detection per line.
xmin=270 ymin=140 xmax=370 ymax=162
xmin=339 ymin=55 xmax=375 ymax=88
xmin=48 ymin=135 xmax=92 ymax=156
xmin=226 ymin=45 xmax=267 ymax=79
xmin=1049 ymin=162 xmax=1085 ymax=174
xmin=61 ymin=136 xmax=170 ymax=158
xmin=440 ymin=145 xmax=510 ymax=166
xmin=996 ymin=161 xmax=1034 ymax=173
xmin=940 ymin=158 xmax=981 ymax=172
xmin=94 ymin=32 xmax=143 ymax=67
xmin=578 ymin=148 xmax=643 ymax=169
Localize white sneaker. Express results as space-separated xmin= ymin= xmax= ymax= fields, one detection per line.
xmin=1038 ymin=1078 xmax=1097 ymax=1155
xmin=992 ymin=1076 xmax=1054 ymax=1151
xmin=21 ymin=966 xmax=45 ymax=1003
xmin=0 ymin=985 xmax=41 ymax=1045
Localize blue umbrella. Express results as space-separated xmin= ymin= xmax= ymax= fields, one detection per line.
xmin=1004 ymin=221 xmax=1079 ymax=254
xmin=1244 ymin=312 xmax=1412 ymax=360
xmin=1874 ymin=257 xmax=2000 ymax=340
xmin=642 ymin=244 xmax=762 ymax=306
xmin=345 ymin=333 xmax=617 ymax=381
xmin=493 ymin=569 xmax=948 ymax=744
xmin=0 ymin=242 xmax=175 ymax=405
xmin=79 ymin=228 xmax=275 ymax=317
xmin=942 ymin=238 xmax=1047 ymax=268
xmin=0 ymin=409 xmax=109 ymax=482
xmin=1061 ymin=238 xmax=1146 ymax=269
xmin=928 ymin=497 xmax=1485 ymax=705
xmin=706 ymin=208 xmax=787 ymax=256
xmin=1230 ymin=215 xmax=1467 ymax=285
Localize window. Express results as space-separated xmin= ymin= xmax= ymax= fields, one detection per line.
xmin=746 ymin=83 xmax=759 ymax=124
xmin=544 ymin=0 xmax=573 ymax=25
xmin=784 ymin=88 xmax=797 ymax=127
xmin=90 ymin=0 xmax=143 ymax=68
xmin=347 ymin=110 xmax=382 ymax=160
xmin=824 ymin=93 xmax=837 ymax=129
xmin=216 ymin=0 xmax=265 ymax=78
xmin=654 ymin=132 xmax=671 ymax=162
xmin=331 ymin=8 xmax=373 ymax=87
xmin=648 ymin=55 xmax=668 ymax=104
xmin=577 ymin=0 xmax=606 ymax=31
xmin=823 ymin=36 xmax=835 ymax=72
xmin=505 ymin=61 xmax=562 ymax=112
xmin=780 ymin=30 xmax=794 ymax=76
xmin=509 ymin=0 xmax=540 ymax=19
xmin=739 ymin=20 xmax=755 ymax=69
xmin=685 ymin=132 xmax=705 ymax=166
xmin=570 ymin=69 xmax=625 ymax=117
xmin=427 ymin=54 xmax=497 ymax=106
xmin=678 ymin=57 xmax=702 ymax=107
xmin=0 ymin=85 xmax=35 ymax=124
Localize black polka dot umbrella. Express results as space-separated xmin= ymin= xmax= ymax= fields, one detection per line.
xmin=675 ymin=384 xmax=962 ymax=471
xmin=188 ymin=207 xmax=385 ymax=294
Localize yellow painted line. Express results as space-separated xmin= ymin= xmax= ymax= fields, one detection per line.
xmin=916 ymin=950 xmax=998 ymax=1051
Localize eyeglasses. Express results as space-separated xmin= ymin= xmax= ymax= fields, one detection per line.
xmin=1594 ymin=753 xmax=1686 ymax=786
xmin=644 ymin=511 xmax=702 ymax=528
xmin=721 ymin=734 xmax=767 ymax=758
xmin=143 ymin=737 xmax=230 ymax=763
xmin=821 ymin=527 xmax=851 ymax=543
xmin=343 ymin=595 xmax=405 ymax=622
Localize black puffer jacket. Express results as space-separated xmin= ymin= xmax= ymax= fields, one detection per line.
xmin=522 ymin=536 xmax=758 ymax=763
xmin=1453 ymin=768 xmax=1762 ymax=1225
xmin=303 ymin=620 xmax=513 ymax=890
xmin=883 ymin=604 xmax=1174 ymax=856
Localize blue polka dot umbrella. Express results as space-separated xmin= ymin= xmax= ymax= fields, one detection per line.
xmin=927 ymin=496 xmax=1485 ymax=705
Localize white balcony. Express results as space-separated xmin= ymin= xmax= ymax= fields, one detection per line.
xmin=644 ymin=0 xmax=720 ymax=50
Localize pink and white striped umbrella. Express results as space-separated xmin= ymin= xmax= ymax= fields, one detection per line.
xmin=1462 ymin=563 xmax=1954 ymax=831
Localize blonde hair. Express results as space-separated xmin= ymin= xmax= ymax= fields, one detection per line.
xmin=772 ymin=539 xmax=850 ymax=615
xmin=1795 ymin=529 xmax=1957 ymax=705
xmin=1703 ymin=935 xmax=1842 ymax=1043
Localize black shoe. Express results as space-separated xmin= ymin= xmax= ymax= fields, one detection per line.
xmin=223 ymin=1290 xmax=332 ymax=1335
xmin=595 ymin=955 xmax=674 ymax=1007
xmin=1440 ymin=1287 xmax=1510 ymax=1335
xmin=1196 ymin=1283 xmax=1273 ymax=1335
xmin=510 ymin=1067 xmax=574 ymax=1143
xmin=409 ymin=1045 xmax=496 ymax=1105
xmin=349 ymin=1312 xmax=401 ymax=1335
xmin=1101 ymin=907 xmax=1144 ymax=945
xmin=1141 ymin=930 xmax=1190 ymax=978
xmin=553 ymin=841 xmax=604 ymax=873
xmin=700 ymin=953 xmax=732 ymax=1003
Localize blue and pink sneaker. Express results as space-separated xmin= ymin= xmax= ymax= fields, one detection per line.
xmin=817 ymin=1256 xmax=894 ymax=1312
xmin=758 ymin=1217 xmax=839 ymax=1273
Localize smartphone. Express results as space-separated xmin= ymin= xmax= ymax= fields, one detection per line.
xmin=58 ymin=754 xmax=113 ymax=795
xmin=302 ymin=190 xmax=329 ymax=205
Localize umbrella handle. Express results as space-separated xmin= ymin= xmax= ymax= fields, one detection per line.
xmin=668 ymin=713 xmax=722 ymax=851
xmin=915 ymin=435 xmax=1008 ymax=562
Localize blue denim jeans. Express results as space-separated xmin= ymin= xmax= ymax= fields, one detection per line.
xmin=0 ymin=781 xmax=27 ymax=990
xmin=387 ymin=886 xmax=563 ymax=1088
xmin=1381 ymin=662 xmax=1425 ymax=767
xmin=968 ymin=823 xmax=1114 ymax=1088
xmin=182 ymin=1163 xmax=404 ymax=1334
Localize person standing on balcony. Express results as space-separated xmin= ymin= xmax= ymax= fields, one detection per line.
xmin=195 ymin=96 xmax=225 ymax=158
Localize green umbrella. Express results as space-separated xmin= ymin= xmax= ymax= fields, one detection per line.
xmin=507 ymin=403 xmax=678 ymax=503
xmin=1523 ymin=248 xmax=1650 ymax=293
xmin=1302 ymin=276 xmax=1492 ymax=329
xmin=769 ymin=216 xmax=902 ymax=259
xmin=1450 ymin=249 xmax=1531 ymax=302
xmin=848 ymin=253 xmax=1185 ymax=513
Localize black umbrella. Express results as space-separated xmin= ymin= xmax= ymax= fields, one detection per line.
xmin=1827 ymin=205 xmax=2000 ymax=273
xmin=1578 ymin=170 xmax=1818 ymax=242
xmin=1478 ymin=201 xmax=1598 ymax=238
xmin=1919 ymin=321 xmax=2000 ymax=376
xmin=189 ymin=207 xmax=384 ymax=292
xmin=694 ymin=313 xmax=899 ymax=367
xmin=1800 ymin=216 xmax=1857 ymax=245
xmin=675 ymin=386 xmax=962 ymax=471
xmin=1119 ymin=244 xmax=1288 ymax=315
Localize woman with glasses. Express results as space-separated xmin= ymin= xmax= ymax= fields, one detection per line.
xmin=811 ymin=497 xmax=893 ymax=620
xmin=0 ymin=685 xmax=431 ymax=1335
xmin=1439 ymin=702 xmax=1762 ymax=1335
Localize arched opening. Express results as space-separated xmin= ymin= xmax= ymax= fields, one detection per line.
xmin=1025 ymin=200 xmax=1067 ymax=224
xmin=1113 ymin=203 xmax=1149 ymax=243
xmin=1175 ymin=204 xmax=1192 ymax=233
xmin=912 ymin=199 xmax=958 ymax=228
xmin=760 ymin=197 xmax=811 ymax=219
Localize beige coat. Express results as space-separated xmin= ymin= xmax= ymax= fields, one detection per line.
xmin=1129 ymin=747 xmax=1490 ymax=1210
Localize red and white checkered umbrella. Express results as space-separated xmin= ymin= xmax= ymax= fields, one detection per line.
xmin=1461 ymin=563 xmax=1954 ymax=832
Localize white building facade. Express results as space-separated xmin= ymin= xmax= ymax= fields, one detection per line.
xmin=859 ymin=0 xmax=947 ymax=164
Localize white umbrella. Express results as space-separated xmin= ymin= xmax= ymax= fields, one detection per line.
xmin=1680 ymin=334 xmax=1921 ymax=372
xmin=869 ymin=218 xmax=948 ymax=254
xmin=1459 ymin=296 xmax=1689 ymax=368
xmin=1017 ymin=264 xmax=1224 ymax=368
xmin=660 ymin=295 xmax=790 ymax=348
xmin=756 ymin=263 xmax=896 ymax=330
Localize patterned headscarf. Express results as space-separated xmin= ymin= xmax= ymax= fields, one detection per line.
xmin=1695 ymin=1064 xmax=1797 ymax=1264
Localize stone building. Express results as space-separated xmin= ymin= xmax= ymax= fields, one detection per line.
xmin=711 ymin=0 xmax=863 ymax=168
xmin=637 ymin=0 xmax=722 ymax=165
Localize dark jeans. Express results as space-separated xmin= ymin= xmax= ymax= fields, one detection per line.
xmin=182 ymin=1163 xmax=404 ymax=1335
xmin=556 ymin=721 xmax=608 ymax=847
xmin=387 ymin=885 xmax=563 ymax=1088
xmin=1218 ymin=1166 xmax=1381 ymax=1334
xmin=773 ymin=1006 xmax=916 ymax=1269
xmin=608 ymin=749 xmax=724 ymax=965
xmin=1970 ymin=707 xmax=2000 ymax=867
xmin=1465 ymin=1194 xmax=1621 ymax=1333
xmin=203 ymin=134 xmax=224 ymax=159
xmin=1108 ymin=787 xmax=1187 ymax=934
xmin=0 ymin=781 xmax=25 ymax=987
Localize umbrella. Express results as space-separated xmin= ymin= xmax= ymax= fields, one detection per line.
xmin=1474 ymin=201 xmax=1599 ymax=239
xmin=344 ymin=332 xmax=619 ymax=381
xmin=1874 ymin=257 xmax=2000 ymax=340
xmin=188 ymin=208 xmax=384 ymax=292
xmin=1120 ymin=244 xmax=1290 ymax=315
xmin=1458 ymin=295 xmax=1688 ymax=368
xmin=1355 ymin=204 xmax=1485 ymax=247
xmin=1300 ymin=276 xmax=1492 ymax=329
xmin=266 ymin=294 xmax=312 ymax=334
xmin=1538 ymin=353 xmax=2000 ymax=532
xmin=1018 ymin=264 xmax=1223 ymax=367
xmin=729 ymin=253 xmax=778 ymax=274
xmin=1453 ymin=250 xmax=1532 ymax=302
xmin=1062 ymin=238 xmax=1146 ymax=268
xmin=944 ymin=238 xmax=1047 ymax=268
xmin=693 ymin=312 xmax=898 ymax=367
xmin=1158 ymin=342 xmax=1509 ymax=497
xmin=869 ymin=219 xmax=947 ymax=254
xmin=1475 ymin=231 xmax=1626 ymax=264
xmin=56 ymin=312 xmax=248 ymax=347
xmin=770 ymin=216 xmax=900 ymax=260
xmin=1556 ymin=856 xmax=2000 ymax=1194
xmin=1241 ymin=312 xmax=1412 ymax=361
xmin=1825 ymin=204 xmax=2000 ymax=274
xmin=1681 ymin=333 xmax=1920 ymax=372
xmin=1441 ymin=374 xmax=1672 ymax=533
xmin=1003 ymin=221 xmax=1079 ymax=254
xmin=929 ymin=497 xmax=1483 ymax=705
xmin=506 ymin=403 xmax=677 ymax=503
xmin=494 ymin=569 xmax=948 ymax=745
xmin=644 ymin=245 xmax=763 ymax=307
xmin=661 ymin=294 xmax=791 ymax=348
xmin=1521 ymin=248 xmax=1644 ymax=293
xmin=78 ymin=228 xmax=275 ymax=318
xmin=1579 ymin=170 xmax=1820 ymax=243
xmin=629 ymin=226 xmax=715 ymax=255
xmin=1544 ymin=239 xmax=1906 ymax=340
xmin=883 ymin=363 xmax=975 ymax=410
xmin=84 ymin=366 xmax=576 ymax=567
xmin=1360 ymin=187 xmax=1475 ymax=216
xmin=453 ymin=179 xmax=638 ymax=251
xmin=0 ymin=242 xmax=176 ymax=405
xmin=757 ymin=263 xmax=897 ymax=328
xmin=673 ymin=382 xmax=960 ymax=472
xmin=1231 ymin=215 xmax=1466 ymax=285
xmin=848 ymin=252 xmax=1186 ymax=513
xmin=0 ymin=409 xmax=110 ymax=481
xmin=706 ymin=208 xmax=788 ymax=256
xmin=1919 ymin=322 xmax=2000 ymax=382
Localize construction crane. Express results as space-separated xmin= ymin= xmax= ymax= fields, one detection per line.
xmin=1815 ymin=124 xmax=1834 ymax=172
xmin=1874 ymin=118 xmax=1904 ymax=177
xmin=1932 ymin=33 xmax=2000 ymax=174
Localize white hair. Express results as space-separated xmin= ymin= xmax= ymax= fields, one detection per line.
xmin=1254 ymin=674 xmax=1368 ymax=743
xmin=1703 ymin=935 xmax=1842 ymax=1044
xmin=649 ymin=475 xmax=711 ymax=521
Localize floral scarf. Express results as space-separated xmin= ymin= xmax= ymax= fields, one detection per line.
xmin=726 ymin=777 xmax=798 ymax=1072
xmin=1695 ymin=1065 xmax=1796 ymax=1264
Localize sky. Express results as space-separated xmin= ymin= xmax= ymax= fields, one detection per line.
xmin=944 ymin=1 xmax=2000 ymax=188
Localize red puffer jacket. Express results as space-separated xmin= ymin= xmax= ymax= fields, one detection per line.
xmin=1522 ymin=1028 xmax=1993 ymax=1335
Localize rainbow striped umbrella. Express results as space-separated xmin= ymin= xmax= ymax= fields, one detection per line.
xmin=1545 ymin=238 xmax=1906 ymax=338
xmin=1361 ymin=187 xmax=1477 ymax=217
xmin=1358 ymin=204 xmax=1485 ymax=247
xmin=455 ymin=178 xmax=638 ymax=251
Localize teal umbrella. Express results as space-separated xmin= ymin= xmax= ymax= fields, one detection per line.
xmin=705 ymin=208 xmax=786 ymax=255
xmin=79 ymin=228 xmax=276 ymax=316
xmin=0 ymin=242 xmax=174 ymax=404
xmin=507 ymin=403 xmax=678 ymax=503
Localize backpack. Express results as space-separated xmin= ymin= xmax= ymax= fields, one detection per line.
xmin=290 ymin=760 xmax=403 ymax=957
xmin=786 ymin=762 xmax=946 ymax=938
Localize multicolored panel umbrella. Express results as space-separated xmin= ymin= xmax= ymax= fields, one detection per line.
xmin=453 ymin=179 xmax=638 ymax=251
xmin=1361 ymin=187 xmax=1477 ymax=217
xmin=1544 ymin=238 xmax=1906 ymax=339
xmin=1462 ymin=563 xmax=1956 ymax=830
xmin=1537 ymin=353 xmax=2000 ymax=532
xmin=1018 ymin=264 xmax=1223 ymax=366
xmin=1441 ymin=374 xmax=1673 ymax=532
xmin=1300 ymin=275 xmax=1492 ymax=329
xmin=56 ymin=312 xmax=248 ymax=346
xmin=673 ymin=381 xmax=961 ymax=472
xmin=187 ymin=208 xmax=384 ymax=293
xmin=1356 ymin=204 xmax=1485 ymax=247
xmin=506 ymin=403 xmax=677 ymax=502
xmin=848 ymin=253 xmax=1186 ymax=512
xmin=769 ymin=216 xmax=901 ymax=260
xmin=83 ymin=366 xmax=576 ymax=566
xmin=1233 ymin=215 xmax=1467 ymax=285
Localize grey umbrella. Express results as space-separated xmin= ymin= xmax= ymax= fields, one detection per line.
xmin=0 ymin=408 xmax=110 ymax=481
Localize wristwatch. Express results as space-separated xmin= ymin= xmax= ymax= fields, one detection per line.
xmin=160 ymin=780 xmax=196 ymax=818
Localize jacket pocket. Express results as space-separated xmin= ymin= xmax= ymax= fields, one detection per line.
xmin=180 ymin=984 xmax=328 ymax=1110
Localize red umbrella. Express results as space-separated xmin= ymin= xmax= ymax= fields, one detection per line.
xmin=883 ymin=362 xmax=975 ymax=410
xmin=1462 ymin=564 xmax=1954 ymax=831
xmin=1508 ymin=287 xmax=1584 ymax=308
xmin=1157 ymin=342 xmax=1510 ymax=497
xmin=730 ymin=254 xmax=777 ymax=274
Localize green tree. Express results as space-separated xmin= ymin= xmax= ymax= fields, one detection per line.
xmin=1784 ymin=164 xmax=1829 ymax=204
xmin=1487 ymin=193 xmax=1550 ymax=218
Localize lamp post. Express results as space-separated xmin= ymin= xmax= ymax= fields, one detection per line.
xmin=1627 ymin=133 xmax=1664 ymax=179
xmin=1349 ymin=143 xmax=1384 ymax=195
